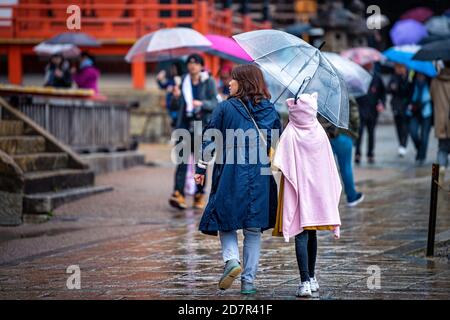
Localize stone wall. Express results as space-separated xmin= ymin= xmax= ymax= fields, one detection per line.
xmin=0 ymin=150 xmax=24 ymax=226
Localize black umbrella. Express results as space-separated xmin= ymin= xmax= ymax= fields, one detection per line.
xmin=419 ymin=34 xmax=450 ymax=45
xmin=284 ymin=23 xmax=312 ymax=37
xmin=413 ymin=39 xmax=450 ymax=61
xmin=46 ymin=32 xmax=100 ymax=47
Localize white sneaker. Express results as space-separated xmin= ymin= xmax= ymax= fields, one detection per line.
xmin=296 ymin=281 xmax=312 ymax=297
xmin=398 ymin=146 xmax=407 ymax=157
xmin=310 ymin=277 xmax=319 ymax=292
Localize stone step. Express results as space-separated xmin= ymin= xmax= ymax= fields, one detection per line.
xmin=13 ymin=152 xmax=69 ymax=172
xmin=0 ymin=136 xmax=46 ymax=155
xmin=0 ymin=120 xmax=24 ymax=136
xmin=23 ymin=169 xmax=94 ymax=194
xmin=23 ymin=185 xmax=113 ymax=214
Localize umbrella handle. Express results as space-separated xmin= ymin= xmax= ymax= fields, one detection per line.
xmin=294 ymin=76 xmax=311 ymax=101
xmin=293 ymin=42 xmax=324 ymax=101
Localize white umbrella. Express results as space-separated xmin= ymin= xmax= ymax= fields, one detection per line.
xmin=125 ymin=27 xmax=212 ymax=62
xmin=323 ymin=52 xmax=372 ymax=97
xmin=33 ymin=42 xmax=80 ymax=58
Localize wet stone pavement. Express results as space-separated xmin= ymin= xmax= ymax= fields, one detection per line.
xmin=0 ymin=124 xmax=449 ymax=300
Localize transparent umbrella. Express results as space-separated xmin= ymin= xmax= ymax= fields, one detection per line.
xmin=125 ymin=27 xmax=212 ymax=62
xmin=323 ymin=52 xmax=372 ymax=97
xmin=233 ymin=30 xmax=349 ymax=128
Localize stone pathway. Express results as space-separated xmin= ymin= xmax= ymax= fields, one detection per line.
xmin=0 ymin=124 xmax=449 ymax=300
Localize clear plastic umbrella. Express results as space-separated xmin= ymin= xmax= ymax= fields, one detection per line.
xmin=125 ymin=27 xmax=212 ymax=62
xmin=233 ymin=30 xmax=349 ymax=128
xmin=323 ymin=52 xmax=372 ymax=97
xmin=33 ymin=42 xmax=80 ymax=58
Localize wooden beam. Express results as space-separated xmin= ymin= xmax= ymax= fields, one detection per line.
xmin=8 ymin=46 xmax=22 ymax=85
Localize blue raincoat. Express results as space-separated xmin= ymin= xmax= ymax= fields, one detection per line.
xmin=195 ymin=97 xmax=282 ymax=236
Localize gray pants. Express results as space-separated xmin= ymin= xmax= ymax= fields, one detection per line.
xmin=219 ymin=228 xmax=261 ymax=283
xmin=437 ymin=138 xmax=450 ymax=168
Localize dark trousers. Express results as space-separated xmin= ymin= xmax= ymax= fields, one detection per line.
xmin=409 ymin=116 xmax=432 ymax=161
xmin=295 ymin=230 xmax=317 ymax=282
xmin=356 ymin=117 xmax=377 ymax=158
xmin=393 ymin=114 xmax=409 ymax=148
xmin=174 ymin=135 xmax=206 ymax=196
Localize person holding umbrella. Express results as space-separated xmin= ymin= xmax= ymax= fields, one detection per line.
xmin=430 ymin=60 xmax=450 ymax=183
xmin=169 ymin=54 xmax=219 ymax=210
xmin=355 ymin=62 xmax=386 ymax=164
xmin=407 ymin=72 xmax=433 ymax=165
xmin=387 ymin=63 xmax=412 ymax=157
xmin=44 ymin=53 xmax=72 ymax=88
xmin=194 ymin=65 xmax=280 ymax=295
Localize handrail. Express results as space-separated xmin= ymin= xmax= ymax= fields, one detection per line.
xmin=0 ymin=2 xmax=271 ymax=39
xmin=0 ymin=96 xmax=89 ymax=169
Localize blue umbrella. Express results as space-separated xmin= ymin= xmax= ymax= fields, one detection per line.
xmin=383 ymin=45 xmax=437 ymax=77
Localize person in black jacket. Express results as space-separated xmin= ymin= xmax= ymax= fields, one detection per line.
xmin=387 ymin=63 xmax=412 ymax=157
xmin=168 ymin=54 xmax=219 ymax=210
xmin=44 ymin=54 xmax=72 ymax=88
xmin=355 ymin=62 xmax=386 ymax=164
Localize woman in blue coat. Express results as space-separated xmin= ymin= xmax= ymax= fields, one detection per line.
xmin=194 ymin=65 xmax=281 ymax=295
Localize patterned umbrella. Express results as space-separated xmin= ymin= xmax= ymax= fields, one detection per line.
xmin=341 ymin=47 xmax=384 ymax=66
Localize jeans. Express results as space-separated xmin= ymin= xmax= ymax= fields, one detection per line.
xmin=219 ymin=228 xmax=261 ymax=283
xmin=330 ymin=134 xmax=358 ymax=202
xmin=295 ymin=230 xmax=317 ymax=283
xmin=356 ymin=117 xmax=377 ymax=158
xmin=393 ymin=113 xmax=409 ymax=148
xmin=437 ymin=138 xmax=450 ymax=168
xmin=409 ymin=116 xmax=432 ymax=161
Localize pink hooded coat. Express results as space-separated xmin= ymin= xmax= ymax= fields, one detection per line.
xmin=273 ymin=93 xmax=342 ymax=242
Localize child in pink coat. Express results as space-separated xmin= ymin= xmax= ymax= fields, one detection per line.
xmin=273 ymin=92 xmax=342 ymax=297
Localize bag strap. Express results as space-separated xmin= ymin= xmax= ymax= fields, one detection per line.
xmin=238 ymin=98 xmax=268 ymax=147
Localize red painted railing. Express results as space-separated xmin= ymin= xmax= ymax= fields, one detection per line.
xmin=0 ymin=1 xmax=271 ymax=40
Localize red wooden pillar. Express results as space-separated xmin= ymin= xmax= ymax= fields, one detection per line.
xmin=8 ymin=46 xmax=22 ymax=85
xmin=132 ymin=61 xmax=146 ymax=89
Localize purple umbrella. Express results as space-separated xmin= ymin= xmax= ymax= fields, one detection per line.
xmin=390 ymin=19 xmax=428 ymax=46
xmin=205 ymin=34 xmax=252 ymax=64
xmin=400 ymin=7 xmax=433 ymax=23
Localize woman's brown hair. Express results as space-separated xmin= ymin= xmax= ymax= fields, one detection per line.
xmin=230 ymin=65 xmax=271 ymax=104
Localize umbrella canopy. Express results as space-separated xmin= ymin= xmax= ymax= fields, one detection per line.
xmin=419 ymin=34 xmax=450 ymax=45
xmin=390 ymin=19 xmax=428 ymax=46
xmin=33 ymin=42 xmax=80 ymax=58
xmin=413 ymin=39 xmax=450 ymax=61
xmin=284 ymin=22 xmax=312 ymax=37
xmin=205 ymin=34 xmax=252 ymax=64
xmin=400 ymin=7 xmax=434 ymax=23
xmin=46 ymin=32 xmax=100 ymax=47
xmin=383 ymin=45 xmax=437 ymax=77
xmin=341 ymin=47 xmax=384 ymax=66
xmin=125 ymin=27 xmax=211 ymax=62
xmin=233 ymin=30 xmax=349 ymax=128
xmin=425 ymin=15 xmax=450 ymax=36
xmin=323 ymin=52 xmax=372 ymax=97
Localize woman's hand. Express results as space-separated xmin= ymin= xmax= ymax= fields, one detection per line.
xmin=194 ymin=174 xmax=205 ymax=186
